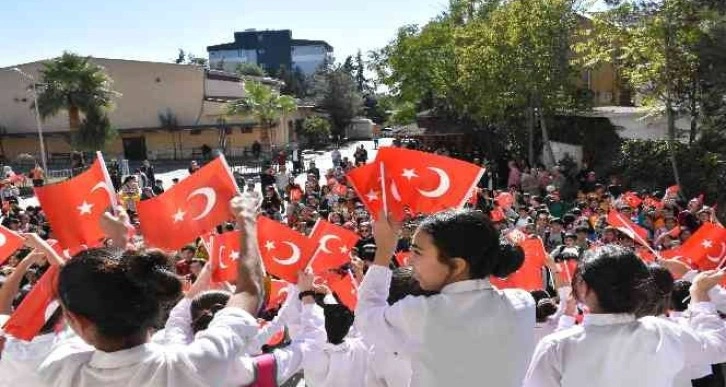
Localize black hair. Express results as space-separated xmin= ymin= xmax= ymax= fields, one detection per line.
xmin=647 ymin=264 xmax=675 ymax=316
xmin=536 ymin=299 xmax=558 ymax=323
xmin=58 ymin=248 xmax=182 ymax=339
xmin=576 ymin=245 xmax=655 ymax=317
xmin=190 ymin=290 xmax=231 ymax=333
xmin=671 ymin=280 xmax=692 ymax=312
xmin=388 ymin=267 xmax=438 ymax=305
xmin=529 ymin=290 xmax=551 ymax=305
xmin=417 ymin=210 xmax=524 ymax=279
xmin=323 ymin=303 xmax=354 ymax=345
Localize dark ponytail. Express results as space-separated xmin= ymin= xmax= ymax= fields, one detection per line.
xmin=418 ymin=210 xmax=522 ymax=280
xmin=492 ymin=244 xmax=525 ymax=278
xmin=535 ymin=299 xmax=558 ymax=323
xmin=190 ymin=290 xmax=231 ymax=333
xmin=58 ymin=248 xmax=182 ymax=339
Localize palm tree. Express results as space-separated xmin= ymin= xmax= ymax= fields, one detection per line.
xmin=158 ymin=109 xmax=180 ymax=160
xmin=36 ymin=52 xmax=118 ymax=132
xmin=226 ymin=81 xmax=297 ymax=149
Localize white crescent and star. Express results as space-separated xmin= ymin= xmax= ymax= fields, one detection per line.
xmin=417 ymin=167 xmax=451 ymax=198
xmin=0 ymin=232 xmax=6 ymax=247
xmin=91 ymin=181 xmax=116 ymax=202
xmin=218 ymin=245 xmax=228 ymax=269
xmin=365 ymin=190 xmax=379 ymax=202
xmin=187 ymin=187 xmax=217 ymax=221
xmin=706 ymin=241 xmax=726 ymax=264
xmin=319 ymin=234 xmax=342 ymax=254
xmin=273 ymin=241 xmax=302 ymax=266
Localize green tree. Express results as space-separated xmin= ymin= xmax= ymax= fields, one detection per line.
xmin=387 ymin=101 xmax=417 ymax=126
xmin=236 ymin=62 xmax=267 ymax=77
xmin=457 ymin=0 xmax=583 ymax=166
xmin=300 ymin=116 xmax=331 ymax=146
xmin=158 ymin=109 xmax=181 ymax=160
xmin=36 ymin=52 xmax=118 ymax=134
xmin=578 ymin=0 xmax=719 ymax=185
xmin=226 ymin=82 xmax=297 ymax=148
xmin=175 ymin=49 xmax=186 ymax=64
xmin=354 ymin=50 xmax=369 ymax=93
xmin=312 ymin=67 xmax=364 ymax=138
xmin=73 ymin=106 xmax=116 ymax=151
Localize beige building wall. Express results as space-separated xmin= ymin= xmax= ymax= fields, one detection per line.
xmin=1 ymin=57 xmax=303 ymax=161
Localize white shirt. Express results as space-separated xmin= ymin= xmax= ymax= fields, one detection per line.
xmin=524 ymin=303 xmax=726 ymax=387
xmin=302 ymin=336 xmax=370 ymax=387
xmin=0 ymin=331 xmax=83 ymax=387
xmin=356 ymin=265 xmax=536 ymax=387
xmin=161 ymin=290 xmax=316 ymax=386
xmin=39 ymin=307 xmax=259 ymax=387
xmin=365 ymin=344 xmax=412 ymax=387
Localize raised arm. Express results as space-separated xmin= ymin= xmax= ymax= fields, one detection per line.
xmin=355 ymin=212 xmax=422 ymax=353
xmin=0 ymin=250 xmax=45 ymax=314
xmin=680 ymin=270 xmax=726 ymax=367
xmin=227 ymin=195 xmax=265 ymax=315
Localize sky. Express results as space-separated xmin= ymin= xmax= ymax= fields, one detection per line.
xmin=0 ymin=0 xmax=451 ymax=68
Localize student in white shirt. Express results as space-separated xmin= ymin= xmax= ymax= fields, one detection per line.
xmin=365 ymin=267 xmax=436 ymax=387
xmin=39 ymin=198 xmax=267 ymax=387
xmin=524 ymin=245 xmax=726 ymax=387
xmin=648 ymin=264 xmax=715 ymax=386
xmin=357 ymin=209 xmax=536 ymax=387
xmin=300 ymin=270 xmax=369 ymax=387
xmin=0 ymin=249 xmax=67 ymax=387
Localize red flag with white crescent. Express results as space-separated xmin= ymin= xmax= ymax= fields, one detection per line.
xmin=137 ymin=156 xmax=239 ymax=250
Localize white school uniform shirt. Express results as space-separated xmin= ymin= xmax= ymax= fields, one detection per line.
xmin=0 ymin=330 xmax=84 ymax=387
xmin=356 ymin=265 xmax=536 ymax=387
xmin=365 ymin=344 xmax=412 ymax=387
xmin=524 ymin=302 xmax=726 ymax=387
xmin=301 ymin=305 xmax=370 ymax=387
xmin=161 ymin=290 xmax=317 ymax=386
xmin=38 ymin=307 xmax=258 ymax=387
xmin=661 ymin=314 xmax=713 ymax=387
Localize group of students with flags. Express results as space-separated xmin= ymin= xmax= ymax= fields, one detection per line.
xmin=0 ymin=144 xmax=725 ymax=386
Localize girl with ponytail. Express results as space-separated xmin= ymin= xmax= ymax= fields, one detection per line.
xmin=524 ymin=245 xmax=726 ymax=387
xmin=356 ymin=209 xmax=536 ymax=387
xmin=39 ymin=196 xmax=266 ymax=387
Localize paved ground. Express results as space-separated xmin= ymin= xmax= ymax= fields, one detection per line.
xmin=18 ymin=139 xmax=392 ymax=209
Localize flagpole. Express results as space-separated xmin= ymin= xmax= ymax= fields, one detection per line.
xmin=614 ymin=211 xmax=662 ymax=261
xmin=379 ymin=162 xmax=389 ymax=217
xmin=96 ymin=151 xmax=119 ymax=210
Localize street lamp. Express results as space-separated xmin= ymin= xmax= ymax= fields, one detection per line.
xmin=10 ymin=67 xmax=48 ymax=172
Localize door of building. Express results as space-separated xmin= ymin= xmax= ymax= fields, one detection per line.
xmin=122 ymin=136 xmax=147 ymax=161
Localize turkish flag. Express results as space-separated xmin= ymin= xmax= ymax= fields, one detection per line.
xmin=309 ymin=220 xmax=359 ymax=274
xmin=324 ymin=270 xmax=359 ymax=311
xmin=34 ymin=155 xmax=115 ymax=251
xmin=555 ymin=259 xmax=579 ymax=285
xmin=265 ymin=279 xmax=291 ymax=311
xmin=377 ymin=147 xmax=484 ymax=215
xmin=678 ymin=223 xmax=726 ymax=270
xmin=257 ymin=216 xmax=317 ymax=283
xmin=346 ymin=161 xmax=405 ymax=220
xmin=137 ymin=156 xmax=239 ymax=250
xmin=2 ymin=265 xmax=60 ymax=341
xmin=46 ymin=239 xmax=94 ymax=261
xmin=491 ymin=238 xmax=546 ymax=291
xmin=394 ymin=251 xmax=411 ymax=267
xmin=636 ymin=247 xmax=657 ymax=263
xmin=622 ymin=192 xmax=643 ymax=209
xmin=290 ymin=187 xmax=303 ymax=202
xmin=208 ymin=231 xmax=241 ymax=283
xmin=495 ymin=192 xmax=515 ymax=210
xmin=258 ymin=320 xmax=286 ymax=347
xmin=0 ymin=225 xmax=24 ymax=266
xmin=607 ymin=210 xmax=649 ymax=246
